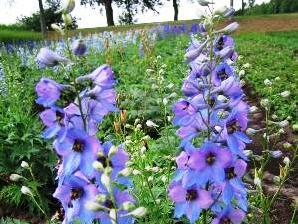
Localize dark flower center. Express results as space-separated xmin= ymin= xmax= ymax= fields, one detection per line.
xmin=104 ymin=199 xmax=115 ymax=209
xmin=206 ymin=152 xmax=216 ymax=165
xmin=182 ymin=102 xmax=190 ymax=110
xmin=216 ymin=36 xmax=224 ymax=51
xmin=97 ymin=155 xmax=113 ymax=168
xmin=70 ymin=188 xmax=83 ymax=200
xmin=209 ymin=98 xmax=216 ymax=108
xmin=73 ymin=140 xmax=84 ymax=152
xmin=227 ymin=120 xmax=240 ymax=134
xmin=220 ymin=217 xmax=232 ymax=224
xmin=186 ymin=189 xmax=198 ymax=201
xmin=225 ymin=167 xmax=236 ymax=179
xmin=56 ymin=111 xmax=64 ymax=123
xmin=217 ymin=69 xmax=229 ymax=81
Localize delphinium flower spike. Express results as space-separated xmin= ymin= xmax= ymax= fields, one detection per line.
xmin=168 ymin=7 xmax=249 ymax=224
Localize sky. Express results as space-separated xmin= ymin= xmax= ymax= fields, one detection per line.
xmin=0 ymin=0 xmax=270 ymax=28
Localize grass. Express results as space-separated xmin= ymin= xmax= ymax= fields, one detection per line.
xmin=0 ymin=30 xmax=42 ymax=43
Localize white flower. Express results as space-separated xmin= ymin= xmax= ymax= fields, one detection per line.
xmin=280 ymin=91 xmax=290 ymax=98
xmin=264 ymin=79 xmax=272 ymax=86
xmin=146 ymin=120 xmax=159 ymax=127
xmin=21 ymin=186 xmax=33 ymax=196
xmin=21 ymin=161 xmax=29 ymax=169
xmin=274 ymin=76 xmax=281 ymax=81
xmin=156 ymin=55 xmax=162 ymax=60
xmin=132 ymin=170 xmax=141 ymax=175
xmin=151 ymin=167 xmax=159 ymax=173
xmin=162 ymin=98 xmax=168 ymax=105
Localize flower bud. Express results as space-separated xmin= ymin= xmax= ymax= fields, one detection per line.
xmin=280 ymin=91 xmax=290 ymax=98
xmin=128 ymin=207 xmax=147 ymax=218
xmin=51 ymin=24 xmax=64 ymax=35
xmin=108 ymin=145 xmax=118 ymax=157
xmin=270 ymin=150 xmax=282 ymax=158
xmin=21 ymin=186 xmax=33 ymax=196
xmin=85 ymin=201 xmax=102 ymax=211
xmin=96 ymin=194 xmax=107 ymax=203
xmin=278 ymin=120 xmax=289 ymax=128
xmin=109 ymin=209 xmax=117 ymax=224
xmin=249 ymin=106 xmax=258 ymax=113
xmin=122 ymin=201 xmax=135 ymax=211
xmin=10 ymin=174 xmax=24 ymax=182
xmin=283 ymin=157 xmax=290 ymax=166
xmin=264 ymin=79 xmax=272 ymax=86
xmin=198 ymin=0 xmax=214 ymax=6
xmin=62 ymin=13 xmax=73 ymax=26
xmin=146 ymin=120 xmax=159 ymax=127
xmin=246 ymin=128 xmax=259 ymax=136
xmin=119 ymin=168 xmax=132 ymax=177
xmin=238 ymin=70 xmax=245 ymax=77
xmin=283 ymin=142 xmax=292 ymax=149
xmin=21 ymin=161 xmax=29 ymax=169
xmin=216 ymin=22 xmax=239 ymax=34
xmin=260 ymin=98 xmax=270 ymax=109
xmin=93 ymin=161 xmax=104 ymax=171
xmin=60 ymin=0 xmax=75 ymax=13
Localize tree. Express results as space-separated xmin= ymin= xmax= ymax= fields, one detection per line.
xmin=230 ymin=0 xmax=233 ymax=8
xmin=38 ymin=0 xmax=47 ymax=36
xmin=80 ymin=0 xmax=162 ymax=26
xmin=173 ymin=0 xmax=179 ymax=21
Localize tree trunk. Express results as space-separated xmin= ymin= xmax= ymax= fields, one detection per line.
xmin=104 ymin=0 xmax=115 ymax=26
xmin=230 ymin=0 xmax=234 ymax=8
xmin=38 ymin=0 xmax=46 ymax=37
xmin=173 ymin=0 xmax=178 ymax=21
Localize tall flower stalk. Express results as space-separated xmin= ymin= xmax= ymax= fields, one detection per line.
xmin=168 ymin=6 xmax=249 ymax=224
xmin=34 ymin=2 xmax=144 ymax=223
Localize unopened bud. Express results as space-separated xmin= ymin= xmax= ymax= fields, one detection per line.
xmin=10 ymin=174 xmax=24 ymax=181
xmin=21 ymin=161 xmax=29 ymax=169
xmin=62 ymin=13 xmax=73 ymax=26
xmin=122 ymin=201 xmax=135 ymax=211
xmin=93 ymin=161 xmax=104 ymax=171
xmin=283 ymin=157 xmax=290 ymax=166
xmin=21 ymin=186 xmax=33 ymax=196
xmin=108 ymin=145 xmax=118 ymax=157
xmin=128 ymin=207 xmax=147 ymax=218
xmin=85 ymin=201 xmax=102 ymax=211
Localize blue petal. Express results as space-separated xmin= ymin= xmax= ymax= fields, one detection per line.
xmin=62 ymin=152 xmax=81 ymax=176
xmin=223 ymin=183 xmax=234 ymax=205
xmin=42 ymin=123 xmax=60 ymax=139
xmin=227 ymin=135 xmax=240 ymax=155
xmin=182 ymin=170 xmax=197 ymax=188
xmin=186 ymin=202 xmax=201 ymax=224
xmin=174 ymin=202 xmax=187 ymax=218
xmin=234 ymin=131 xmax=251 ymax=143
xmin=212 ymin=167 xmax=225 ymax=182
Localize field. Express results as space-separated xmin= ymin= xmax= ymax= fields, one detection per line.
xmin=0 ymin=13 xmax=297 ymax=224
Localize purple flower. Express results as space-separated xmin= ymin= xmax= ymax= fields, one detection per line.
xmin=76 ymin=65 xmax=115 ymax=88
xmin=212 ymin=206 xmax=245 ymax=224
xmin=53 ymin=171 xmax=99 ymax=224
xmin=39 ymin=107 xmax=64 ymax=138
xmin=211 ymin=63 xmax=235 ymax=86
xmin=188 ymin=143 xmax=232 ymax=184
xmin=169 ymin=181 xmax=213 ymax=223
xmin=36 ymin=47 xmax=70 ymax=67
xmin=72 ymin=40 xmax=87 ymax=56
xmin=35 ymin=78 xmax=65 ymax=107
xmin=54 ymin=128 xmax=101 ymax=178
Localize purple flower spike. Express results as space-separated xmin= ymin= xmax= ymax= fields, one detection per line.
xmin=35 ymin=78 xmax=64 ymax=107
xmin=36 ymin=47 xmax=70 ymax=67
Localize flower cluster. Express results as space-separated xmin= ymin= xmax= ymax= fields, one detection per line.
xmin=35 ymin=20 xmax=142 ymax=224
xmin=168 ymin=9 xmax=249 ymax=224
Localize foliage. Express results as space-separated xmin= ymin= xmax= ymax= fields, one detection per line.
xmin=17 ymin=2 xmax=77 ymax=32
xmin=237 ymin=0 xmax=298 ymax=15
